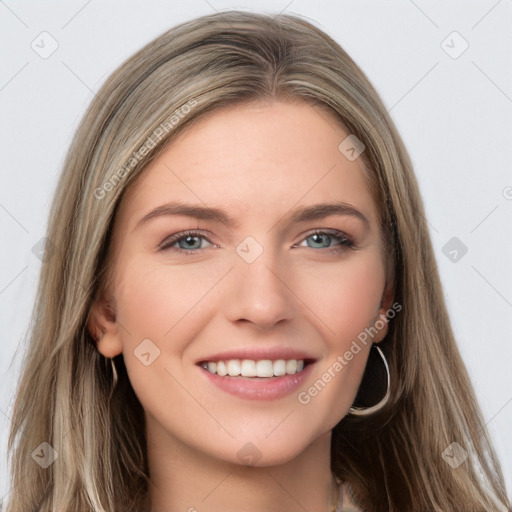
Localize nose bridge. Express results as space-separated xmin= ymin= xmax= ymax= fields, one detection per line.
xmin=225 ymin=234 xmax=295 ymax=327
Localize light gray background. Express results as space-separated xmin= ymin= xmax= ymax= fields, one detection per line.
xmin=1 ymin=0 xmax=511 ymax=501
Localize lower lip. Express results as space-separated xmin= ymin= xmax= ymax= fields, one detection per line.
xmin=198 ymin=363 xmax=314 ymax=400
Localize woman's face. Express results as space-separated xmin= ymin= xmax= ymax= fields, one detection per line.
xmin=93 ymin=100 xmax=392 ymax=466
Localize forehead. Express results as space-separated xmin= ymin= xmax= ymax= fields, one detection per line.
xmin=116 ymin=100 xmax=379 ymax=231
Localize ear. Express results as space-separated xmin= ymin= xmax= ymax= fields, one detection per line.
xmin=372 ymin=278 xmax=395 ymax=344
xmin=86 ymin=295 xmax=123 ymax=358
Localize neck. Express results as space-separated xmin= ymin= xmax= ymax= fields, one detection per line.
xmin=147 ymin=421 xmax=335 ymax=512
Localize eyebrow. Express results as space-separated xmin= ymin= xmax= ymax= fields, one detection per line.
xmin=134 ymin=200 xmax=370 ymax=231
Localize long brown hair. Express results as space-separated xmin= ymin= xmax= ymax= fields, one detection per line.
xmin=6 ymin=10 xmax=510 ymax=511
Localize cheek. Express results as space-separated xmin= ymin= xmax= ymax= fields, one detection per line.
xmin=111 ymin=256 xmax=216 ymax=422
xmin=113 ymin=254 xmax=222 ymax=340
xmin=295 ymin=251 xmax=386 ymax=344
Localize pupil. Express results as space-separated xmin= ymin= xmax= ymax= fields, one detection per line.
xmin=184 ymin=236 xmax=199 ymax=249
xmin=312 ymin=234 xmax=329 ymax=247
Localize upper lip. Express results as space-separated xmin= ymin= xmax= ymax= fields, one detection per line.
xmin=196 ymin=346 xmax=318 ymax=364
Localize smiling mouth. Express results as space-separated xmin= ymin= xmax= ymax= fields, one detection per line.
xmin=199 ymin=359 xmax=313 ymax=378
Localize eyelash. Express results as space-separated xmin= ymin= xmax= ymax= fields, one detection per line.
xmin=158 ymin=229 xmax=355 ymax=255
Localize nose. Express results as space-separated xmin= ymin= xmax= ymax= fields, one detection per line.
xmin=223 ymin=243 xmax=296 ymax=329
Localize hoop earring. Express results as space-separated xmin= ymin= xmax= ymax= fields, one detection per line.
xmin=348 ymin=345 xmax=390 ymax=416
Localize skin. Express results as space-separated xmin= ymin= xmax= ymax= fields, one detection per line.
xmin=88 ymin=100 xmax=394 ymax=512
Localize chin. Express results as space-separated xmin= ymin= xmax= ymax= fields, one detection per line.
xmin=207 ymin=430 xmax=325 ymax=469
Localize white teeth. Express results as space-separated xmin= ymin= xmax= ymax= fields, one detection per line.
xmin=201 ymin=358 xmax=306 ymax=377
xmin=241 ymin=359 xmax=256 ymax=377
xmin=216 ymin=361 xmax=228 ymax=376
xmin=285 ymin=359 xmax=297 ymax=374
xmin=227 ymin=360 xmax=241 ymax=376
xmin=273 ymin=359 xmax=286 ymax=376
xmin=256 ymin=360 xmax=273 ymax=377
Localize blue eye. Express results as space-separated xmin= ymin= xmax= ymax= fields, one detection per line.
xmin=159 ymin=230 xmax=213 ymax=253
xmin=297 ymin=230 xmax=355 ymax=252
xmin=159 ymin=229 xmax=355 ymax=255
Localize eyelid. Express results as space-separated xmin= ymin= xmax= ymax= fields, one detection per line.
xmin=296 ymin=228 xmax=354 ymax=245
xmin=158 ymin=228 xmax=356 ymax=253
xmin=293 ymin=228 xmax=355 ymax=252
xmin=157 ymin=229 xmax=215 ymax=251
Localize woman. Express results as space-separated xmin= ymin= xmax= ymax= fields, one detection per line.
xmin=6 ymin=10 xmax=510 ymax=512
